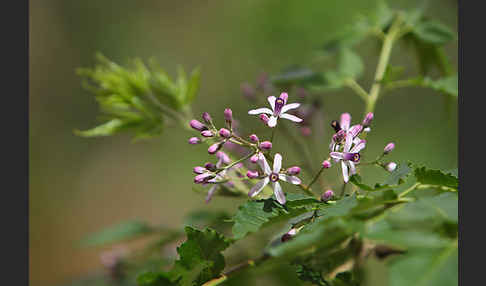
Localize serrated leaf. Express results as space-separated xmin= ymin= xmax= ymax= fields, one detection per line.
xmin=171 ymin=227 xmax=231 ymax=286
xmin=412 ymin=20 xmax=455 ymax=45
xmin=414 ymin=166 xmax=458 ymax=190
xmin=350 ymin=163 xmax=411 ymax=191
xmin=81 ymin=220 xmax=153 ymax=246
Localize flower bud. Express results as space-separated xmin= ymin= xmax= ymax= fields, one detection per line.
xmin=246 ymin=170 xmax=259 ymax=179
xmin=362 ymin=112 xmax=374 ymax=127
xmin=250 ymin=153 xmax=260 ymax=163
xmin=321 ymin=190 xmax=334 ymax=202
xmin=287 ymin=166 xmax=301 ymax=175
xmin=259 ymin=114 xmax=269 ymax=124
xmin=188 ymin=137 xmax=201 ymax=144
xmin=204 ymin=162 xmax=217 ymax=171
xmin=219 ymin=128 xmax=231 ymax=138
xmin=363 ymin=127 xmax=371 ymax=133
xmin=385 ymin=162 xmax=397 ymax=172
xmin=322 ymin=160 xmax=331 ymax=169
xmin=224 ymin=108 xmax=233 ymax=123
xmin=249 ymin=134 xmax=259 ymax=143
xmin=208 ymin=142 xmax=222 ymax=154
xmin=201 ymin=130 xmax=214 ymax=137
xmin=260 ymin=141 xmax=272 ymax=150
xmin=349 ymin=124 xmax=363 ymax=138
xmin=190 ymin=119 xmax=207 ymax=131
xmin=281 ymin=228 xmax=297 ymax=242
xmin=202 ymin=112 xmax=212 ymax=124
xmin=216 ymin=151 xmax=231 ymax=164
xmin=383 ymin=142 xmax=395 ymax=154
xmin=193 ymin=166 xmax=206 ymax=174
xmin=194 ymin=173 xmax=213 ymax=184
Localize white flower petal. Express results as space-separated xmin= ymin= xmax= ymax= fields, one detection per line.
xmin=268 ymin=116 xmax=278 ymax=127
xmin=348 ymin=161 xmax=356 ymax=175
xmin=280 ymin=113 xmax=303 ymax=123
xmin=350 ymin=140 xmax=366 ymax=153
xmin=340 ymin=113 xmax=351 ymax=131
xmin=248 ymin=177 xmax=270 ymax=197
xmin=330 ymin=152 xmax=344 ymax=160
xmin=267 ymin=96 xmax=276 ymax=111
xmin=273 ymin=153 xmax=282 ymax=173
xmin=248 ymin=107 xmax=273 ymax=115
xmin=341 ymin=161 xmax=349 ymax=183
xmin=205 ymin=185 xmax=218 ymax=203
xmin=279 ymin=174 xmax=301 ymax=185
xmin=281 ymin=103 xmax=300 ymax=113
xmin=273 ymin=182 xmax=286 ymax=204
xmin=344 ymin=132 xmax=353 ymax=152
xmin=258 ymin=153 xmax=272 ymax=175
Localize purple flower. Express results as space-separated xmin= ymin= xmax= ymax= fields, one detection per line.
xmin=249 ymin=134 xmax=259 ymax=143
xmin=329 ymin=113 xmax=364 ymax=152
xmin=188 ymin=137 xmax=201 ymax=144
xmin=384 ymin=142 xmax=395 ymax=154
xmin=219 ymin=128 xmax=231 ymax=138
xmin=248 ymin=153 xmax=301 ymax=205
xmin=321 ymin=190 xmax=334 ymax=202
xmin=190 ymin=119 xmax=207 ymax=131
xmin=248 ymin=92 xmax=303 ymax=127
xmin=330 ymin=132 xmax=366 ymax=183
xmin=260 ymin=141 xmax=272 ymax=150
xmin=385 ymin=162 xmax=397 ymax=172
xmin=287 ymin=166 xmax=301 ymax=175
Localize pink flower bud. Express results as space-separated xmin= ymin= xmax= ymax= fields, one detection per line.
xmin=194 ymin=173 xmax=213 ymax=184
xmin=188 ymin=137 xmax=201 ymax=144
xmin=204 ymin=162 xmax=217 ymax=171
xmin=322 ymin=160 xmax=331 ymax=169
xmin=201 ymin=130 xmax=214 ymax=137
xmin=219 ymin=128 xmax=231 ymax=138
xmin=250 ymin=154 xmax=260 ymax=163
xmin=246 ymin=170 xmax=259 ymax=179
xmin=362 ymin=112 xmax=374 ymax=126
xmin=193 ymin=166 xmax=206 ymax=174
xmin=260 ymin=141 xmax=272 ymax=150
xmin=321 ymin=190 xmax=334 ymax=201
xmin=384 ymin=142 xmax=395 ymax=154
xmin=202 ymin=112 xmax=212 ymax=124
xmin=386 ymin=162 xmax=397 ymax=172
xmin=190 ymin=119 xmax=207 ymax=131
xmin=216 ymin=151 xmax=231 ymax=164
xmin=249 ymin=134 xmax=259 ymax=143
xmin=279 ymin=92 xmax=288 ymax=103
xmin=259 ymin=114 xmax=269 ymax=124
xmin=224 ymin=108 xmax=233 ymax=123
xmin=287 ymin=166 xmax=301 ymax=175
xmin=281 ymin=228 xmax=297 ymax=242
xmin=208 ymin=143 xmax=222 ymax=154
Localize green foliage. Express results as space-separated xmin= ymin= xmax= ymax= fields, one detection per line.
xmin=81 ymin=220 xmax=153 ymax=246
xmin=138 ymin=272 xmax=175 ymax=286
xmin=414 ymin=166 xmax=458 ymax=190
xmin=75 ymin=54 xmax=200 ymax=140
xmin=350 ymin=162 xmax=411 ymax=191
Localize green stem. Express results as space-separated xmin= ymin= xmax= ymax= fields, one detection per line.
xmin=216 ymin=151 xmax=255 ymax=174
xmin=305 ymin=165 xmax=326 ymax=192
xmin=345 ymin=78 xmax=369 ymax=102
xmin=398 ymin=182 xmax=421 ymax=198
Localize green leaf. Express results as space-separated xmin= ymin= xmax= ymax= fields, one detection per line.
xmin=425 ymin=75 xmax=458 ymax=97
xmin=350 ymin=162 xmax=412 ymax=191
xmin=231 ymin=194 xmax=320 ymax=240
xmin=412 ymin=20 xmax=455 ymax=45
xmin=171 ymin=227 xmax=231 ymax=286
xmin=270 ymin=66 xmax=325 ymax=86
xmin=414 ymin=166 xmax=458 ymax=190
xmin=337 ymin=48 xmax=363 ymax=79
xmin=81 ymin=220 xmax=153 ymax=246
xmin=137 ymin=272 xmax=175 ymax=286
xmin=294 ymin=264 xmax=328 ymax=286
xmin=184 ymin=67 xmax=201 ymax=104
xmin=74 ymin=119 xmax=127 ymax=137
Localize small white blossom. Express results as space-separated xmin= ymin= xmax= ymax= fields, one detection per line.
xmin=248 ymin=92 xmax=302 ymax=128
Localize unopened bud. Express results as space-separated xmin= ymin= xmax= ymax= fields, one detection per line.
xmin=190 ymin=120 xmax=207 ymax=131
xmin=362 ymin=112 xmax=374 ymax=127
xmin=249 ymin=134 xmax=259 ymax=143
xmin=202 ymin=112 xmax=212 ymax=124
xmin=246 ymin=170 xmax=259 ymax=179
xmin=287 ymin=166 xmax=301 ymax=175
xmin=259 ymin=114 xmax=269 ymax=124
xmin=322 ymin=160 xmax=331 ymax=169
xmin=188 ymin=137 xmax=201 ymax=144
xmin=219 ymin=128 xmax=231 ymax=138
xmin=385 ymin=162 xmax=397 ymax=172
xmin=281 ymin=228 xmax=298 ymax=242
xmin=204 ymin=162 xmax=217 ymax=172
xmin=216 ymin=151 xmax=231 ymax=164
xmin=384 ymin=142 xmax=395 ymax=154
xmin=260 ymin=141 xmax=272 ymax=150
xmin=250 ymin=154 xmax=260 ymax=163
xmin=201 ymin=130 xmax=214 ymax=137
xmin=194 ymin=173 xmax=213 ymax=184
xmin=321 ymin=190 xmax=334 ymax=202
xmin=208 ymin=143 xmax=222 ymax=154
xmin=224 ymin=108 xmax=233 ymax=123
xmin=193 ymin=166 xmax=206 ymax=174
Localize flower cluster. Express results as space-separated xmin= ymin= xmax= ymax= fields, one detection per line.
xmin=188 ymin=91 xmax=397 ymax=204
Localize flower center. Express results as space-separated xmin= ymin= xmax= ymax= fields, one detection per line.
xmin=343 ymin=152 xmax=360 ymax=162
xmin=274 ymin=98 xmax=285 ymax=116
xmin=270 ymin=172 xmax=279 ymax=182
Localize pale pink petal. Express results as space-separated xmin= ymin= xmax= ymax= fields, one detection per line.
xmin=258 ymin=153 xmax=272 ymax=175
xmin=340 ymin=113 xmax=351 ymax=131
xmin=268 ymin=116 xmax=278 ymax=127
xmin=280 ymin=113 xmax=303 ymax=123
xmin=348 ymin=161 xmax=356 ymax=175
xmin=281 ymin=103 xmax=300 ymax=114
xmin=330 ymin=152 xmax=344 ymax=160
xmin=205 ymin=185 xmax=218 ymax=203
xmin=341 ymin=161 xmax=349 ymax=183
xmin=248 ymin=107 xmax=273 ymax=115
xmin=348 ymin=124 xmax=363 ymax=137
xmin=350 ymin=139 xmax=366 ymax=153
xmin=267 ymin=96 xmax=277 ymax=111
xmin=279 ymin=174 xmax=301 ymax=185
xmin=344 ymin=132 xmax=353 ymax=152
xmin=273 ymin=182 xmax=286 ymax=204
xmin=248 ymin=177 xmax=270 ymax=197
xmin=273 ymin=153 xmax=282 ymax=173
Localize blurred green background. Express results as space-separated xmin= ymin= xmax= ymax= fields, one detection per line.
xmin=29 ymin=1 xmax=457 ymax=285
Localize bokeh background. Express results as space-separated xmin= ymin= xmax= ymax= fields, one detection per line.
xmin=29 ymin=1 xmax=457 ymax=285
